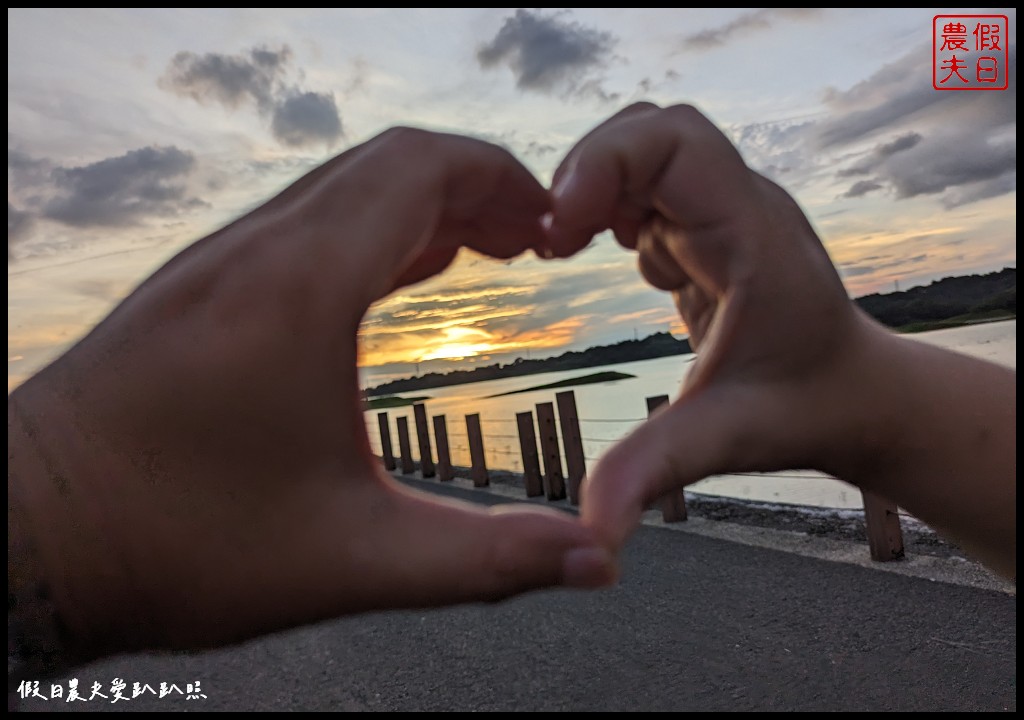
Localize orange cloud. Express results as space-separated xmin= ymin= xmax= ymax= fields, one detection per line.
xmin=358 ymin=314 xmax=590 ymax=368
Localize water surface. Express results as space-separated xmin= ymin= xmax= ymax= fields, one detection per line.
xmin=365 ymin=320 xmax=1016 ymax=509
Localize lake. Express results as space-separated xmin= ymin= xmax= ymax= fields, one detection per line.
xmin=365 ymin=320 xmax=1016 ymax=509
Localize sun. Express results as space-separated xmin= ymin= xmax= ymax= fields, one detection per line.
xmin=419 ymin=342 xmax=496 ymax=361
xmin=419 ymin=327 xmax=498 ymax=361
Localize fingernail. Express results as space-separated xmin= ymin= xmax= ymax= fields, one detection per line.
xmin=561 ymin=546 xmax=616 ymax=589
xmin=537 ymin=214 xmax=557 ymax=259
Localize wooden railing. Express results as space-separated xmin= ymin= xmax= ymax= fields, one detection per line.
xmin=374 ymin=390 xmax=904 ymax=563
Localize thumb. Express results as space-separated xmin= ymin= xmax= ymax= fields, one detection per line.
xmin=369 ymin=486 xmax=619 ymax=607
xmin=580 ymin=387 xmax=742 ymax=549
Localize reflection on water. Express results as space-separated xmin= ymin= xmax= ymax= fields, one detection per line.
xmin=365 ymin=320 xmax=1016 ymax=509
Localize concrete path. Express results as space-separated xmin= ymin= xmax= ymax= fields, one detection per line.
xmin=19 ymin=476 xmax=1016 ymax=712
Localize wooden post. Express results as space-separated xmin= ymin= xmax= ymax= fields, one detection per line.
xmin=413 ymin=403 xmax=435 ymax=478
xmin=466 ymin=413 xmax=489 ymax=487
xmin=377 ymin=412 xmax=396 ymax=471
xmin=433 ymin=415 xmax=454 ymax=482
xmin=647 ymin=395 xmax=688 ymax=522
xmin=516 ymin=411 xmax=544 ymax=497
xmin=862 ymin=490 xmax=905 ymax=562
xmin=396 ymin=416 xmax=415 ymax=475
xmin=556 ymin=390 xmax=587 ymax=506
xmin=536 ymin=402 xmax=566 ymax=501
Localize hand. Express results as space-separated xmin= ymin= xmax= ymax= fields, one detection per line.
xmin=544 ymin=104 xmax=872 ymax=544
xmin=546 ymin=103 xmax=1015 ymax=580
xmin=544 ymin=103 xmax=900 ymax=546
xmin=8 ymin=128 xmax=615 ymax=661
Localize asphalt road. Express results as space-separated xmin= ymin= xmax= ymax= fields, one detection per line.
xmin=18 ymin=478 xmax=1016 ymax=712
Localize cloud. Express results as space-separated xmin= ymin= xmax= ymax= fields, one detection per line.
xmin=731 ymin=47 xmax=1014 ymax=210
xmin=160 ymin=45 xmax=291 ymax=111
xmin=884 ymin=134 xmax=1015 ymax=200
xmin=681 ymin=8 xmax=823 ymax=51
xmin=523 ymin=140 xmax=557 ymax=158
xmin=465 ymin=129 xmax=563 ymax=161
xmin=841 ymin=179 xmax=883 ymax=198
xmin=70 ymin=278 xmax=128 ymax=302
xmin=271 ymin=91 xmax=343 ymax=147
xmin=8 ymin=203 xmax=31 ymax=257
xmin=834 ymin=130 xmax=1014 ymax=204
xmin=941 ymin=173 xmax=1017 ymax=209
xmin=10 ymin=143 xmax=209 ymax=258
xmin=820 ymin=45 xmax=1016 ymax=209
xmin=737 ymin=110 xmax=1014 ymax=211
xmin=8 ymin=148 xmax=51 ymax=187
xmin=838 ymin=264 xmax=874 ymax=278
xmin=358 ymin=248 xmax=674 ymax=369
xmin=835 ymin=131 xmax=922 ymax=176
xmin=729 ymin=118 xmax=821 ymax=189
xmin=42 ymin=146 xmax=206 ymax=228
xmin=477 ymin=9 xmax=618 ymax=100
xmin=876 ymin=132 xmax=923 ymax=157
xmin=817 ymin=45 xmax=1015 ymax=148
xmin=160 ymin=44 xmax=343 ymax=148
xmin=840 ymin=252 xmax=930 ymax=279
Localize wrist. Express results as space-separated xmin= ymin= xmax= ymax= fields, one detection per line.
xmin=8 ymin=379 xmax=149 ymax=668
xmin=812 ymin=310 xmax=915 ymax=490
xmin=8 ymin=425 xmax=78 ymax=684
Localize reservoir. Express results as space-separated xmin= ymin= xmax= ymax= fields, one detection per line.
xmin=365 ymin=320 xmax=1016 ymax=509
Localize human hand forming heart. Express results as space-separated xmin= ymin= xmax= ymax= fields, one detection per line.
xmin=8 ymin=128 xmax=614 ymax=667
xmin=544 ymin=103 xmax=1014 ymax=580
xmin=8 ymin=104 xmax=1015 ymax=674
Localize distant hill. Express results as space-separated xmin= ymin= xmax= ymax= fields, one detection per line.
xmin=363 ymin=267 xmax=1015 ymax=396
xmin=855 ymin=267 xmax=1015 ymax=330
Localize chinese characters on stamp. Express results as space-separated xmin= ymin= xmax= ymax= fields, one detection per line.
xmin=933 ymin=15 xmax=1009 ymax=90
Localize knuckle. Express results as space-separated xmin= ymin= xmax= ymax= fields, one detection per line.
xmin=663 ymin=104 xmax=728 ymax=144
xmin=664 ymin=103 xmax=704 ymax=122
xmin=379 ymin=126 xmax=437 ymax=156
xmin=621 ymin=100 xmax=661 ymax=115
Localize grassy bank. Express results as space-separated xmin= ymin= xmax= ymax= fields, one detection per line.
xmin=897 ymin=310 xmax=1015 ymax=334
xmin=485 ymin=370 xmax=635 ymax=398
xmin=364 ymin=395 xmax=432 ymax=410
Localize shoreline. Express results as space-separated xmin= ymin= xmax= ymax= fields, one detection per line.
xmin=393 ymin=460 xmax=1015 ymax=595
xmin=447 ymin=463 xmax=965 ymax=561
xmin=897 ymin=312 xmax=1016 ymax=334
xmin=364 ymin=317 xmax=1015 ymax=397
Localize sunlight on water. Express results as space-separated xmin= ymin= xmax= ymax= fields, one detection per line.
xmin=365 ymin=320 xmax=1016 ymax=509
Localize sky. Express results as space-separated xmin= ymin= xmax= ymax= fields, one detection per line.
xmin=7 ymin=8 xmax=1017 ymax=389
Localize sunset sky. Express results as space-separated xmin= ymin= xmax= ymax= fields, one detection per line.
xmin=8 ymin=8 xmax=1017 ymax=389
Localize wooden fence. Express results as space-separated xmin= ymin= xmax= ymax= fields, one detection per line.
xmin=372 ymin=390 xmax=904 ymax=563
